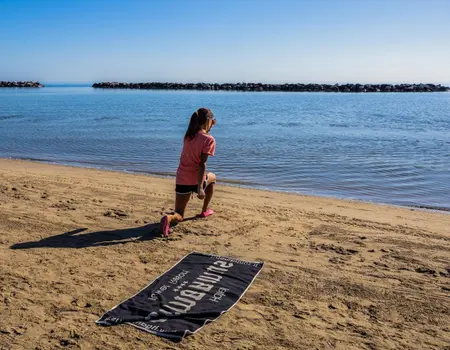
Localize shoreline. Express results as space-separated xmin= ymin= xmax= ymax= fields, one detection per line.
xmin=2 ymin=157 xmax=449 ymax=214
xmin=1 ymin=157 xmax=449 ymax=349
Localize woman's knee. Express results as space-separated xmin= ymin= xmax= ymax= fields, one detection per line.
xmin=207 ymin=172 xmax=216 ymax=183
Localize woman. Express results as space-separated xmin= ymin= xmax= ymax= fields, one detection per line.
xmin=160 ymin=108 xmax=217 ymax=236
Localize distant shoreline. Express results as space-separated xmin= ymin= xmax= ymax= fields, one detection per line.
xmin=92 ymin=82 xmax=450 ymax=93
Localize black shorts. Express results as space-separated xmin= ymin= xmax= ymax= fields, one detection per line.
xmin=175 ymin=176 xmax=213 ymax=195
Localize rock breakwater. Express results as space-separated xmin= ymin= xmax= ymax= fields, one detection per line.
xmin=0 ymin=81 xmax=44 ymax=88
xmin=92 ymin=82 xmax=450 ymax=92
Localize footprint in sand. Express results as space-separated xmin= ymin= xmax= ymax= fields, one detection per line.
xmin=104 ymin=209 xmax=129 ymax=218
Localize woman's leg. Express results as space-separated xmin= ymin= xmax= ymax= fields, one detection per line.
xmin=160 ymin=192 xmax=190 ymax=236
xmin=166 ymin=193 xmax=191 ymax=223
xmin=174 ymin=193 xmax=191 ymax=222
xmin=202 ymin=172 xmax=216 ymax=213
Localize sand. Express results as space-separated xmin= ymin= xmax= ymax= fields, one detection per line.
xmin=0 ymin=159 xmax=449 ymax=350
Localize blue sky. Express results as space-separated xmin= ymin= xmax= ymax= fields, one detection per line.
xmin=1 ymin=0 xmax=449 ymax=84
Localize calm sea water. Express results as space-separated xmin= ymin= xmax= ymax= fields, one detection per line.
xmin=1 ymin=87 xmax=449 ymax=210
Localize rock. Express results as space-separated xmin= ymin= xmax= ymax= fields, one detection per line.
xmin=90 ymin=82 xmax=450 ymax=93
xmin=0 ymin=81 xmax=43 ymax=88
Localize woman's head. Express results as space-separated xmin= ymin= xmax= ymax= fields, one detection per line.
xmin=184 ymin=108 xmax=216 ymax=140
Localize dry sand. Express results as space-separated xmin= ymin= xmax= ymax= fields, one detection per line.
xmin=0 ymin=159 xmax=449 ymax=350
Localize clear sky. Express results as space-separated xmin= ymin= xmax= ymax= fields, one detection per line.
xmin=1 ymin=0 xmax=449 ymax=84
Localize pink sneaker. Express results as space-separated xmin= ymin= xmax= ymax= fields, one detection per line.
xmin=197 ymin=208 xmax=215 ymax=218
xmin=160 ymin=216 xmax=170 ymax=237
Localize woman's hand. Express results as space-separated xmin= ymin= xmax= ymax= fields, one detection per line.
xmin=197 ymin=188 xmax=206 ymax=200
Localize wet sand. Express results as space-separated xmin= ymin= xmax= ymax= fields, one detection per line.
xmin=0 ymin=159 xmax=449 ymax=350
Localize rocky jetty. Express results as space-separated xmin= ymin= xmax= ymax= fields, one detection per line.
xmin=92 ymin=82 xmax=450 ymax=93
xmin=0 ymin=81 xmax=44 ymax=88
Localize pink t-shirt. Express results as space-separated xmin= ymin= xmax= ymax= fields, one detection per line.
xmin=176 ymin=132 xmax=216 ymax=185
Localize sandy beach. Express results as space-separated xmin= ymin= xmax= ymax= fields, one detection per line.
xmin=0 ymin=158 xmax=449 ymax=350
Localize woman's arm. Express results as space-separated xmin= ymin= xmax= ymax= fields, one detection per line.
xmin=197 ymin=153 xmax=209 ymax=199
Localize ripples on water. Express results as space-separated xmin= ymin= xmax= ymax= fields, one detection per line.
xmin=0 ymin=87 xmax=449 ymax=210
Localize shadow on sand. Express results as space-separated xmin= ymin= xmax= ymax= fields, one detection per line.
xmin=10 ymin=217 xmax=198 ymax=250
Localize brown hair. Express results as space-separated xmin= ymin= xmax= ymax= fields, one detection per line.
xmin=184 ymin=108 xmax=214 ymax=140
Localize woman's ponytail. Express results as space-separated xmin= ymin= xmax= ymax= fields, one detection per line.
xmin=184 ymin=108 xmax=214 ymax=140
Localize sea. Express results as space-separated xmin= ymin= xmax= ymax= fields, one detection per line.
xmin=0 ymin=85 xmax=449 ymax=211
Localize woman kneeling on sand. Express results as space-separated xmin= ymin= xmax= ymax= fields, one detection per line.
xmin=160 ymin=108 xmax=217 ymax=236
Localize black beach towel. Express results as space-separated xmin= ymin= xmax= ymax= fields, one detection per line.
xmin=96 ymin=252 xmax=264 ymax=340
